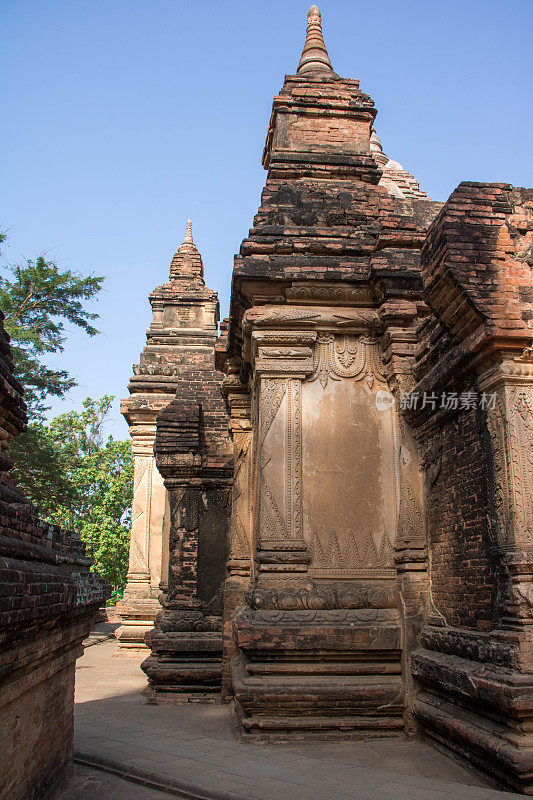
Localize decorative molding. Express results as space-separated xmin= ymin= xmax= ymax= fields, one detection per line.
xmin=285 ymin=283 xmax=373 ymax=306
xmin=309 ymin=335 xmax=387 ymax=389
xmin=420 ymin=625 xmax=519 ymax=670
xmin=310 ymin=527 xmax=395 ymax=579
xmin=249 ymin=330 xmax=316 ymax=370
xmin=132 ymin=363 xmax=180 ymax=377
xmin=243 ymin=305 xmax=381 ymax=336
xmin=247 ymin=584 xmax=397 ymax=610
xmin=256 ymin=345 xmax=314 ymax=375
xmin=244 ymin=608 xmax=400 ymax=625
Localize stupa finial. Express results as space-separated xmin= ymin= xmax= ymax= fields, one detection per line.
xmin=184 ymin=219 xmax=194 ymax=244
xmin=171 ymin=219 xmax=204 ymax=281
xmin=297 ymin=6 xmax=334 ymax=76
xmin=176 ymin=218 xmax=199 ymax=258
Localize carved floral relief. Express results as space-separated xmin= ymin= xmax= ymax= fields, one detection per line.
xmin=309 ymin=334 xmax=387 ymax=389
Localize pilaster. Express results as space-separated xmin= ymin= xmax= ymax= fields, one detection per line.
xmin=115 ymin=420 xmax=168 ymax=654
xmin=230 ymin=303 xmax=413 ymax=737
xmin=480 ymin=350 xmax=533 ymax=646
xmin=221 ymin=359 xmax=253 ymax=697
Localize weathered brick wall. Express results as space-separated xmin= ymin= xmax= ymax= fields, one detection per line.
xmin=423 ymin=406 xmax=496 ymax=630
xmin=157 ymin=371 xmax=230 ymax=458
xmin=0 ymin=311 xmax=108 ymax=800
xmin=1 ymin=663 xmax=74 ymax=800
xmin=410 ymin=180 xmax=533 ymax=792
xmin=416 ymin=182 xmax=532 ymax=355
xmin=407 ymin=181 xmax=533 ymax=631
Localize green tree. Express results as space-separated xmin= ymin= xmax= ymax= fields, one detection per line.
xmin=0 ymin=253 xmax=103 ymax=418
xmin=9 ymin=422 xmax=78 ymax=510
xmin=0 ymin=236 xmax=130 ymax=587
xmin=12 ymin=396 xmax=133 ymax=588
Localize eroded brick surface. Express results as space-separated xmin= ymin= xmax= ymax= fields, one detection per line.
xmin=0 ymin=310 xmax=108 ymax=800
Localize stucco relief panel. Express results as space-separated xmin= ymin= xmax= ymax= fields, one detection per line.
xmin=303 ymin=335 xmax=399 ymax=578
xmin=231 ymin=431 xmax=253 ymax=560
xmin=508 ymin=386 xmax=533 ymax=546
xmin=128 ymin=455 xmax=153 ymax=575
xmin=258 ymin=379 xmax=289 ymax=545
xmin=257 ymin=378 xmax=303 ymax=547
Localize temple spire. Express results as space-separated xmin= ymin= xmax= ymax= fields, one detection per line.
xmin=297 ymin=6 xmax=334 ymax=76
xmin=184 ymin=218 xmax=194 ymax=244
xmin=177 ymin=218 xmax=198 ymax=254
xmin=170 ymin=219 xmax=204 ymax=282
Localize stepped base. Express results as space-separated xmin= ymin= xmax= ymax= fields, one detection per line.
xmin=231 ymin=605 xmax=405 ymax=738
xmin=235 ymin=708 xmax=405 ymax=740
xmin=142 ymin=622 xmax=223 ymax=702
xmin=114 ymin=597 xmax=161 ymax=655
xmin=412 ymin=646 xmax=533 ymax=795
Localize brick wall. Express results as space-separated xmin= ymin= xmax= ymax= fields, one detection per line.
xmin=406 ymin=181 xmax=533 ymax=632
xmin=1 ymin=663 xmax=75 ymax=800
xmin=410 ymin=180 xmax=533 ymax=792
xmin=425 ymin=405 xmax=496 ymax=630
xmin=0 ymin=310 xmax=108 ymax=800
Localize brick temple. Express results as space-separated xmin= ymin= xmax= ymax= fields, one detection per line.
xmin=118 ymin=7 xmax=533 ymax=794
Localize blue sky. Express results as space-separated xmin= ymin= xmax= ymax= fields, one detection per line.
xmin=1 ymin=0 xmax=532 ymax=438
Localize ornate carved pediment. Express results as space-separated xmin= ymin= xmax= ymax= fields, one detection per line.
xmin=309 ymin=334 xmax=387 ymax=389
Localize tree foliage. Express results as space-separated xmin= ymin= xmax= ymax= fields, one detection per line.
xmin=9 ymin=423 xmax=77 ymax=510
xmin=11 ymin=396 xmax=133 ymax=588
xmin=0 ymin=234 xmax=131 ymax=588
xmin=0 ymin=254 xmax=103 ymax=418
